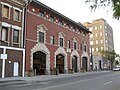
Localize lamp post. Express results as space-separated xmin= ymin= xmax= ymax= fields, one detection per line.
xmin=90 ymin=45 xmax=93 ymax=71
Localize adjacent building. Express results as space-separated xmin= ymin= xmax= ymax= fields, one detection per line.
xmin=0 ymin=0 xmax=25 ymax=78
xmin=25 ymin=0 xmax=91 ymax=75
xmin=84 ymin=18 xmax=114 ymax=70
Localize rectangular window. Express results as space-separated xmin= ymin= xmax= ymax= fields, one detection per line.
xmin=50 ymin=35 xmax=54 ymax=45
xmin=74 ymin=42 xmax=77 ymax=50
xmin=39 ymin=32 xmax=44 ymax=43
xmin=67 ymin=40 xmax=70 ymax=48
xmin=100 ymin=32 xmax=103 ymax=36
xmin=60 ymin=38 xmax=63 ymax=47
xmin=80 ymin=44 xmax=82 ymax=50
xmin=50 ymin=16 xmax=54 ymax=22
xmin=1 ymin=27 xmax=8 ymax=41
xmin=13 ymin=29 xmax=19 ymax=43
xmin=3 ymin=5 xmax=9 ymax=18
xmin=59 ymin=20 xmax=63 ymax=26
xmin=84 ymin=45 xmax=87 ymax=52
xmin=38 ymin=11 xmax=44 ymax=17
xmin=14 ymin=9 xmax=21 ymax=21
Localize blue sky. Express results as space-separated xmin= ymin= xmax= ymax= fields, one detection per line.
xmin=39 ymin=0 xmax=120 ymax=54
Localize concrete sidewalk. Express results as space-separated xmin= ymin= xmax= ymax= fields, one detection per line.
xmin=0 ymin=71 xmax=110 ymax=82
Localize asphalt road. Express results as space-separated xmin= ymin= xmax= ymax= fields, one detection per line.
xmin=0 ymin=71 xmax=120 ymax=90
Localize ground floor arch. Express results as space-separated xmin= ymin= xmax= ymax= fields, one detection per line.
xmin=82 ymin=57 xmax=88 ymax=71
xmin=54 ymin=47 xmax=68 ymax=73
xmin=33 ymin=51 xmax=46 ymax=75
xmin=56 ymin=54 xmax=64 ymax=74
xmin=31 ymin=43 xmax=50 ymax=75
xmin=72 ymin=55 xmax=78 ymax=72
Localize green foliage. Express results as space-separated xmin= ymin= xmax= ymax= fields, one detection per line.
xmin=115 ymin=60 xmax=119 ymax=65
xmin=100 ymin=50 xmax=117 ymax=69
xmin=85 ymin=0 xmax=120 ymax=20
xmin=100 ymin=50 xmax=116 ymax=61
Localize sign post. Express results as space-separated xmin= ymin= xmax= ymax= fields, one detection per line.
xmin=0 ymin=48 xmax=7 ymax=78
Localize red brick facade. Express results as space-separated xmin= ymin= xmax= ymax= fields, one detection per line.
xmin=25 ymin=1 xmax=90 ymax=75
xmin=0 ymin=0 xmax=25 ymax=78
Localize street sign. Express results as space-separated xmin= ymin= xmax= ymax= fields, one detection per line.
xmin=0 ymin=54 xmax=7 ymax=59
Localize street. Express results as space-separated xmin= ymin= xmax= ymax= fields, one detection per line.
xmin=0 ymin=71 xmax=120 ymax=90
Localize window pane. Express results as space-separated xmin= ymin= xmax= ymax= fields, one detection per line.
xmin=39 ymin=32 xmax=44 ymax=43
xmin=67 ymin=40 xmax=70 ymax=48
xmin=3 ymin=5 xmax=9 ymax=17
xmin=60 ymin=38 xmax=63 ymax=46
xmin=2 ymin=27 xmax=8 ymax=41
xmin=74 ymin=42 xmax=77 ymax=50
xmin=13 ymin=30 xmax=19 ymax=43
xmin=15 ymin=10 xmax=20 ymax=21
xmin=80 ymin=44 xmax=82 ymax=50
xmin=50 ymin=35 xmax=54 ymax=44
xmin=84 ymin=45 xmax=87 ymax=52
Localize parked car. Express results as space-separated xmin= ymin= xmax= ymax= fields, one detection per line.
xmin=113 ymin=67 xmax=120 ymax=71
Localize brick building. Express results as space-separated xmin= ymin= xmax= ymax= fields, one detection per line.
xmin=0 ymin=0 xmax=25 ymax=78
xmin=25 ymin=0 xmax=91 ymax=75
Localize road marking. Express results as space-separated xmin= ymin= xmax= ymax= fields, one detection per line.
xmin=40 ymin=82 xmax=49 ymax=84
xmin=13 ymin=83 xmax=32 ymax=87
xmin=103 ymin=81 xmax=112 ymax=85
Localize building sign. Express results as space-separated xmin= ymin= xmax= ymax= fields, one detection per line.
xmin=0 ymin=54 xmax=7 ymax=59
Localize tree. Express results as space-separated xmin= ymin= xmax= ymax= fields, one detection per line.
xmin=115 ymin=60 xmax=119 ymax=65
xmin=100 ymin=50 xmax=117 ymax=69
xmin=85 ymin=0 xmax=120 ymax=20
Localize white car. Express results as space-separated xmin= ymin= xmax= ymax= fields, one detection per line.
xmin=113 ymin=67 xmax=120 ymax=71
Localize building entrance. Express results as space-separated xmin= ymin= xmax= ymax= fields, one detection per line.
xmin=56 ymin=54 xmax=64 ymax=74
xmin=82 ymin=57 xmax=88 ymax=71
xmin=72 ymin=56 xmax=77 ymax=72
xmin=33 ymin=51 xmax=46 ymax=75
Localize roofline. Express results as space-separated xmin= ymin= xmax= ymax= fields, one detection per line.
xmin=31 ymin=0 xmax=90 ymax=33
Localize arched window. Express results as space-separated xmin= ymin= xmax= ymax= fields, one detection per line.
xmin=58 ymin=32 xmax=65 ymax=47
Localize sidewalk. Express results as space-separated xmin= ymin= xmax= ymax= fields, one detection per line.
xmin=0 ymin=71 xmax=110 ymax=82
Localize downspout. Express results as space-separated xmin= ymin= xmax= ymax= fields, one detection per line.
xmin=22 ymin=0 xmax=33 ymax=77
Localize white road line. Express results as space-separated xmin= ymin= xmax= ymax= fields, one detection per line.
xmin=13 ymin=83 xmax=32 ymax=87
xmin=103 ymin=81 xmax=112 ymax=85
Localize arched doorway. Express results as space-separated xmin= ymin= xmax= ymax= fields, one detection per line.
xmin=82 ymin=57 xmax=88 ymax=71
xmin=72 ymin=55 xmax=77 ymax=72
xmin=33 ymin=51 xmax=46 ymax=75
xmin=56 ymin=54 xmax=64 ymax=74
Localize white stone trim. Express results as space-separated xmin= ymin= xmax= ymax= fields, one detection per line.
xmin=70 ymin=50 xmax=80 ymax=71
xmin=58 ymin=32 xmax=65 ymax=47
xmin=54 ymin=47 xmax=68 ymax=72
xmin=31 ymin=43 xmax=50 ymax=74
xmin=1 ymin=2 xmax=12 ymax=8
xmin=2 ymin=22 xmax=11 ymax=27
xmin=12 ymin=25 xmax=21 ymax=30
xmin=73 ymin=37 xmax=78 ymax=50
xmin=37 ymin=24 xmax=47 ymax=43
xmin=13 ymin=6 xmax=22 ymax=12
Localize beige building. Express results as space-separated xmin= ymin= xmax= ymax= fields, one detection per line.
xmin=84 ymin=18 xmax=114 ymax=70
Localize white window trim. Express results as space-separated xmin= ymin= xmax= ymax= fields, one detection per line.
xmin=1 ymin=26 xmax=10 ymax=42
xmin=73 ymin=37 xmax=78 ymax=50
xmin=13 ymin=7 xmax=22 ymax=12
xmin=37 ymin=25 xmax=47 ymax=43
xmin=11 ymin=29 xmax=21 ymax=46
xmin=58 ymin=32 xmax=65 ymax=47
xmin=2 ymin=22 xmax=11 ymax=27
xmin=1 ymin=2 xmax=12 ymax=8
xmin=12 ymin=25 xmax=21 ymax=30
xmin=13 ymin=7 xmax=22 ymax=22
xmin=1 ymin=2 xmax=12 ymax=19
